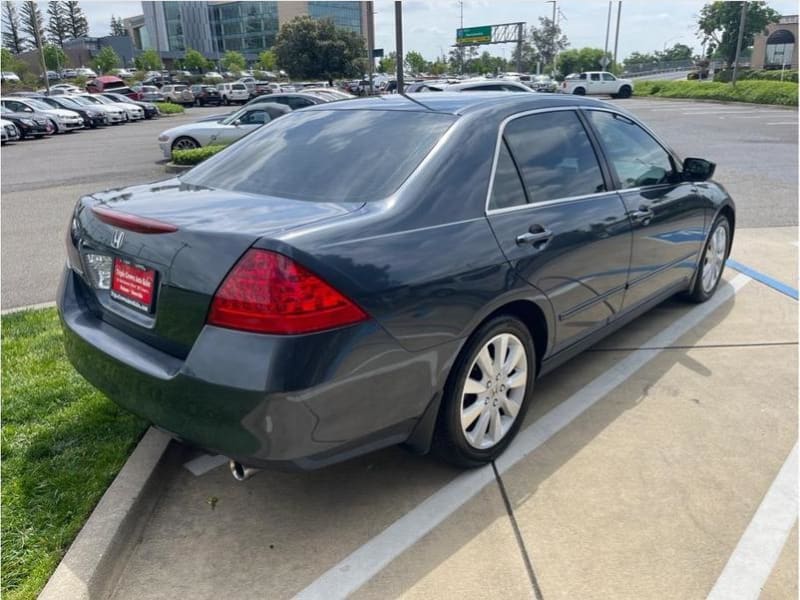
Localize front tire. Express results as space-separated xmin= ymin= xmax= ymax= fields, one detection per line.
xmin=171 ymin=136 xmax=200 ymax=152
xmin=617 ymin=85 xmax=632 ymax=98
xmin=687 ymin=215 xmax=730 ymax=303
xmin=434 ymin=315 xmax=536 ymax=467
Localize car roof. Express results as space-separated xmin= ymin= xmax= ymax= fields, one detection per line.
xmin=306 ymin=92 xmax=611 ymax=116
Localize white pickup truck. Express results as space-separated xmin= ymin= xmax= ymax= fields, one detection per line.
xmin=560 ymin=71 xmax=633 ymax=98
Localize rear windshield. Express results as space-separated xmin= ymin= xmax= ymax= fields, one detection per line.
xmin=182 ymin=109 xmax=455 ymax=202
xmin=232 ymin=84 xmax=247 ymax=90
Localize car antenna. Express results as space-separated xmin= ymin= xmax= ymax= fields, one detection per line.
xmin=400 ymin=93 xmax=434 ymax=111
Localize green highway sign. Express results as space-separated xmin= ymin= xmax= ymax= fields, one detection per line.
xmin=456 ymin=25 xmax=492 ymax=45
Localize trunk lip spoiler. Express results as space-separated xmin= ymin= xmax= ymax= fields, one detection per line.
xmin=92 ymin=205 xmax=178 ymax=234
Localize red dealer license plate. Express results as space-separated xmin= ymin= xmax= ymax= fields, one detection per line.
xmin=110 ymin=258 xmax=156 ymax=313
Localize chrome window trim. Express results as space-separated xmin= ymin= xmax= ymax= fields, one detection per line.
xmin=484 ymin=106 xmax=612 ymax=216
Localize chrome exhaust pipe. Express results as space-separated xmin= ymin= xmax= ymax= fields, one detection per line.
xmin=229 ymin=460 xmax=260 ymax=481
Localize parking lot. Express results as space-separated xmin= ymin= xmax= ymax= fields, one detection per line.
xmin=3 ymin=96 xmax=798 ymax=599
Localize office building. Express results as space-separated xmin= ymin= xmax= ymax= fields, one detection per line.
xmin=126 ymin=1 xmax=370 ymax=65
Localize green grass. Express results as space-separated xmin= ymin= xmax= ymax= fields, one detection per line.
xmin=154 ymin=101 xmax=185 ymax=114
xmin=1 ymin=308 xmax=147 ymax=600
xmin=171 ymin=144 xmax=227 ymax=165
xmin=714 ymin=68 xmax=798 ymax=84
xmin=633 ymin=79 xmax=798 ymax=106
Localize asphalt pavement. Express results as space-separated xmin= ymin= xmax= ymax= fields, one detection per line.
xmin=1 ymin=105 xmax=223 ymax=309
xmin=1 ymin=97 xmax=797 ymax=310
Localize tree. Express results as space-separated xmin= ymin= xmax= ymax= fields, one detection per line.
xmin=109 ymin=15 xmax=126 ymax=37
xmin=2 ymin=1 xmax=28 ymax=53
xmin=531 ymin=17 xmax=568 ymax=72
xmin=183 ymin=48 xmax=207 ymax=72
xmin=220 ymin=49 xmax=246 ymax=73
xmin=557 ymin=47 xmax=612 ymax=77
xmin=661 ymin=42 xmax=693 ymax=62
xmin=273 ymin=16 xmax=365 ymax=79
xmin=404 ymin=50 xmax=427 ymax=74
xmin=19 ymin=1 xmax=45 ymax=50
xmin=64 ymin=0 xmax=88 ymax=39
xmin=257 ymin=49 xmax=276 ymax=71
xmin=134 ymin=48 xmax=161 ymax=71
xmin=47 ymin=1 xmax=69 ymax=47
xmin=698 ymin=1 xmax=779 ymax=67
xmin=92 ymin=45 xmax=119 ymax=74
xmin=377 ymin=51 xmax=396 ymax=74
xmin=43 ymin=43 xmax=68 ymax=70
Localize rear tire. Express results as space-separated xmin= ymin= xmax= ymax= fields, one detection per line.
xmin=573 ymin=87 xmax=586 ymax=96
xmin=686 ymin=215 xmax=730 ymax=303
xmin=433 ymin=315 xmax=536 ymax=468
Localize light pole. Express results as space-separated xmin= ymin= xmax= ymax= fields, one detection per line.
xmin=732 ymin=1 xmax=748 ymax=86
xmin=545 ymin=0 xmax=557 ymax=75
xmin=612 ymin=2 xmax=622 ymax=72
xmin=394 ymin=1 xmax=403 ymax=92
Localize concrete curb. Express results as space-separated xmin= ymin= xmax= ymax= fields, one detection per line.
xmin=164 ymin=162 xmax=193 ymax=173
xmin=38 ymin=428 xmax=178 ymax=600
xmin=629 ymin=95 xmax=797 ymax=109
xmin=1 ymin=301 xmax=57 ymax=315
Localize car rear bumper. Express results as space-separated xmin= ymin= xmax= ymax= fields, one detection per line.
xmin=57 ymin=267 xmax=453 ymax=469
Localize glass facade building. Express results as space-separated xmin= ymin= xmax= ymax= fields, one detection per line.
xmin=164 ymin=2 xmax=185 ymax=51
xmin=308 ymin=2 xmax=363 ymax=34
xmin=209 ymin=2 xmax=280 ymax=54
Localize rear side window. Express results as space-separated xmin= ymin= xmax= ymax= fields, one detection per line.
xmin=590 ymin=73 xmax=601 ymax=81
xmin=182 ymin=110 xmax=455 ymax=202
xmin=587 ymin=110 xmax=675 ymax=188
xmin=287 ymin=97 xmax=314 ymax=109
xmin=489 ymin=141 xmax=528 ymax=210
xmin=503 ymin=111 xmax=605 ymax=203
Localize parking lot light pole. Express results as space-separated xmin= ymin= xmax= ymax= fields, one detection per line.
xmin=395 ymin=1 xmax=403 ymax=92
xmin=367 ymin=0 xmax=375 ymax=95
xmin=732 ymin=1 xmax=747 ymax=87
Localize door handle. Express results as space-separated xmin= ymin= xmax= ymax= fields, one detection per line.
xmin=516 ymin=226 xmax=553 ymax=247
xmin=629 ymin=207 xmax=654 ymax=224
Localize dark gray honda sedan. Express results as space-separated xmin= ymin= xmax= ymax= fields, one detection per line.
xmin=58 ymin=93 xmax=734 ymax=474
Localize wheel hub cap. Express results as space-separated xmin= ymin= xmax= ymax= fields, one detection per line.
xmin=460 ymin=333 xmax=528 ymax=450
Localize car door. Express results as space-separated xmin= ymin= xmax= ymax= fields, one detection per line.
xmin=486 ymin=108 xmax=633 ymax=351
xmin=588 ymin=72 xmax=603 ymax=94
xmin=584 ymin=108 xmax=706 ymax=309
xmin=601 ymin=72 xmax=618 ymax=93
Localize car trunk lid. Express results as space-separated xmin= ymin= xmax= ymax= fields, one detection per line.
xmin=71 ymin=178 xmax=363 ymax=357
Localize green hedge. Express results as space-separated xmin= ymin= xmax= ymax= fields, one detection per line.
xmin=634 ymin=79 xmax=798 ymax=106
xmin=154 ymin=102 xmax=184 ymax=114
xmin=171 ymin=144 xmax=226 ymax=165
xmin=714 ymin=68 xmax=798 ymax=83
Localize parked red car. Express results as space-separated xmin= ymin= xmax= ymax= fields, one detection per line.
xmin=86 ymin=75 xmax=142 ymax=101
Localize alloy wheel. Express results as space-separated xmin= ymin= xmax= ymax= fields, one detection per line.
xmin=701 ymin=225 xmax=727 ymax=293
xmin=173 ymin=137 xmax=198 ymax=151
xmin=460 ymin=333 xmax=528 ymax=450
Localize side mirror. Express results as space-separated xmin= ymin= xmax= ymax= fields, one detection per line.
xmin=683 ymin=157 xmax=715 ymax=181
xmin=232 ymin=119 xmax=241 ymax=126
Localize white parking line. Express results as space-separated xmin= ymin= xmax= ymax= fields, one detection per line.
xmin=766 ymin=122 xmax=799 ymax=126
xmin=294 ymin=274 xmax=751 ymax=600
xmin=707 ymin=443 xmax=798 ymax=600
xmin=183 ymin=453 xmax=228 ymax=476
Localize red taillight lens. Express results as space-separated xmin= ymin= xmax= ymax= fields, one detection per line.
xmin=92 ymin=206 xmax=177 ymax=234
xmin=207 ymin=249 xmax=368 ymax=335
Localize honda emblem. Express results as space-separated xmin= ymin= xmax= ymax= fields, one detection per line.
xmin=111 ymin=230 xmax=125 ymax=249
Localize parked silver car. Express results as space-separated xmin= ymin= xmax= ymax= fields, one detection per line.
xmin=161 ymin=84 xmax=195 ymax=106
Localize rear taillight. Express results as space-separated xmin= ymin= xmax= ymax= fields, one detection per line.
xmin=92 ymin=206 xmax=178 ymax=234
xmin=207 ymin=249 xmax=368 ymax=335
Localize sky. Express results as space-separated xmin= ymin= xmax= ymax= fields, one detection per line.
xmin=39 ymin=0 xmax=800 ymax=61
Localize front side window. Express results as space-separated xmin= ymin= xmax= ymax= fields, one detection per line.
xmin=587 ymin=110 xmax=675 ymax=189
xmin=602 ymin=73 xmax=616 ymax=81
xmin=502 ymin=111 xmax=605 ymax=203
xmin=239 ymin=110 xmax=269 ymax=125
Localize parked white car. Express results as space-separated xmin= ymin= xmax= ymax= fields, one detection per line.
xmin=0 ymin=96 xmax=83 ymax=132
xmin=112 ymin=68 xmax=135 ymax=78
xmin=217 ymin=82 xmax=250 ymax=104
xmin=205 ymin=71 xmax=224 ymax=80
xmin=1 ymin=118 xmax=19 ymax=143
xmin=157 ymin=102 xmax=290 ymax=158
xmin=560 ymin=71 xmax=633 ymax=98
xmin=1 ymin=71 xmax=20 ymax=82
xmin=75 ymin=67 xmax=97 ymax=78
xmin=66 ymin=95 xmax=126 ymax=124
xmin=445 ymin=79 xmax=534 ymax=93
xmin=81 ymin=93 xmax=144 ymax=120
